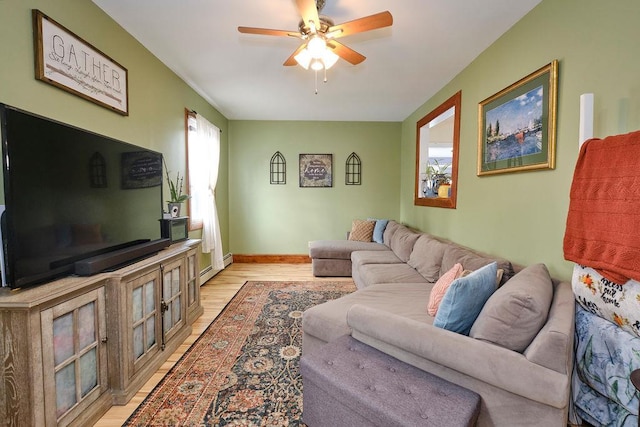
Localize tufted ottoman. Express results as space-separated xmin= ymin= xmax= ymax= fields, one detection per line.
xmin=300 ymin=335 xmax=480 ymax=427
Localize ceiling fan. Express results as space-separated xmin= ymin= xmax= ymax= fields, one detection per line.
xmin=238 ymin=0 xmax=393 ymax=71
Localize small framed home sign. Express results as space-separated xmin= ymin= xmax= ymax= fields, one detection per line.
xmin=33 ymin=9 xmax=129 ymax=115
xmin=299 ymin=154 xmax=333 ymax=188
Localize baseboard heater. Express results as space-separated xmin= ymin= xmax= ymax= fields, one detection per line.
xmin=223 ymin=253 xmax=233 ymax=267
xmin=199 ymin=253 xmax=233 ymax=283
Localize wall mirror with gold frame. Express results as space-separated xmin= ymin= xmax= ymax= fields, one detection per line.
xmin=414 ymin=91 xmax=461 ymax=209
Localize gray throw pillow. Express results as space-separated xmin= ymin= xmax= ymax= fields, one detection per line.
xmin=469 ymin=263 xmax=553 ymax=352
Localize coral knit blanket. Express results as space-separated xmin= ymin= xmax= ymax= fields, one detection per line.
xmin=563 ymin=130 xmax=640 ymax=285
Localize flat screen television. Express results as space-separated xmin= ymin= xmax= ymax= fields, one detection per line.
xmin=0 ymin=104 xmax=169 ymax=289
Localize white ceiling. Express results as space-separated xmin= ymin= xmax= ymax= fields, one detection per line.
xmin=92 ymin=0 xmax=542 ymax=122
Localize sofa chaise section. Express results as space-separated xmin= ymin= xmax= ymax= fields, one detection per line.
xmin=309 ymin=240 xmax=387 ymax=276
xmin=302 ymin=282 xmax=435 ymax=356
xmin=346 ymin=277 xmax=574 ymax=426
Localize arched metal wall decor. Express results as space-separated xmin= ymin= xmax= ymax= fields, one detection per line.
xmin=270 ymin=151 xmax=286 ymax=184
xmin=345 ymin=152 xmax=361 ymax=185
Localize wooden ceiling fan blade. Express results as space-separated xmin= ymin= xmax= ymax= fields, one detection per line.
xmin=283 ymin=43 xmax=308 ymax=66
xmin=238 ymin=26 xmax=300 ymax=38
xmin=296 ymin=0 xmax=320 ymax=31
xmin=327 ymin=11 xmax=393 ymax=39
xmin=327 ymin=40 xmax=366 ymax=65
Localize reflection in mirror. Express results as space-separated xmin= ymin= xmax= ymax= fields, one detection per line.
xmin=415 ymin=91 xmax=461 ymax=209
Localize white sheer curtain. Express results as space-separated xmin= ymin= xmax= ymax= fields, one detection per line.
xmin=191 ymin=114 xmax=224 ymax=270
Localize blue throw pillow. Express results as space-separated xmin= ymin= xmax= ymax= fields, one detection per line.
xmin=433 ymin=262 xmax=498 ymax=335
xmin=370 ymin=219 xmax=389 ymax=244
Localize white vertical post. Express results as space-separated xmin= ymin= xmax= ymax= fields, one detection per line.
xmin=579 ymin=93 xmax=594 ymax=147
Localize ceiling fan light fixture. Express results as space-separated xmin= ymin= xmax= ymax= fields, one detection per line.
xmin=307 ymin=36 xmax=326 ymax=58
xmin=310 ymin=59 xmax=324 ymax=71
xmin=294 ymin=48 xmax=312 ymax=69
xmin=321 ymin=49 xmax=339 ymax=69
xmin=239 ymin=4 xmax=393 ymax=93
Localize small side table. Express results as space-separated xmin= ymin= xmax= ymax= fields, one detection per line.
xmin=631 ymin=369 xmax=640 ymax=427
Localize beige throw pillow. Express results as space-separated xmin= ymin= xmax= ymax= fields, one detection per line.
xmin=348 ymin=219 xmax=376 ymax=242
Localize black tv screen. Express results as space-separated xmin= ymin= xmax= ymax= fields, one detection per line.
xmin=0 ymin=104 xmax=167 ymax=289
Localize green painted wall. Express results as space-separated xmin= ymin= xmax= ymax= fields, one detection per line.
xmin=400 ymin=0 xmax=640 ymax=280
xmin=3 ymin=0 xmax=639 ymax=280
xmin=228 ymin=120 xmax=401 ymax=254
xmin=0 ymin=0 xmax=230 ymax=272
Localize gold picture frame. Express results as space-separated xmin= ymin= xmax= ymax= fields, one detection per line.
xmin=33 ymin=10 xmax=129 ymax=115
xmin=477 ymin=60 xmax=558 ymax=176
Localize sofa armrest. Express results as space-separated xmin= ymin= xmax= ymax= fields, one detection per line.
xmin=347 ymin=304 xmax=570 ymax=409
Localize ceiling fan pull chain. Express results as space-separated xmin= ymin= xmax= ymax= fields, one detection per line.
xmin=324 ymin=67 xmax=328 ymax=84
xmin=315 ymin=69 xmax=318 ymax=94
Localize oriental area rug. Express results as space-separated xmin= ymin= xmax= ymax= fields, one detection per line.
xmin=125 ymin=280 xmax=355 ymax=426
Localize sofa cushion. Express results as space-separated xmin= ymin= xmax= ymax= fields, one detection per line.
xmin=309 ymin=240 xmax=387 ymax=260
xmin=523 ymin=280 xmax=573 ymax=374
xmin=357 ymin=263 xmax=429 ymax=287
xmin=470 ymin=263 xmax=553 ymax=352
xmin=382 ymin=220 xmax=401 ymax=246
xmin=348 ymin=219 xmax=376 ymax=242
xmin=407 ymin=234 xmax=448 ymax=282
xmin=427 ymin=263 xmax=463 ymax=316
xmin=433 ymin=262 xmax=498 ymax=335
xmin=351 ymin=250 xmax=402 ymax=270
xmin=302 ymin=282 xmax=435 ymax=346
xmin=441 ymin=243 xmax=514 ymax=285
xmin=388 ymin=225 xmax=421 ymax=262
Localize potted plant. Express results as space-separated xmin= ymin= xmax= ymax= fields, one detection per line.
xmin=425 ymin=159 xmax=450 ymax=197
xmin=163 ymin=158 xmax=189 ymax=217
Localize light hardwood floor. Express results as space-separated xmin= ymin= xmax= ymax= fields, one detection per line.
xmin=95 ymin=262 xmax=351 ymax=426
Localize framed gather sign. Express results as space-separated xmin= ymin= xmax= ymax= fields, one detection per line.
xmin=477 ymin=60 xmax=558 ymax=176
xmin=33 ymin=10 xmax=129 ymax=115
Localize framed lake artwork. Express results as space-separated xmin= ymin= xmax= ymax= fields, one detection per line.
xmin=477 ymin=60 xmax=558 ymax=176
xmin=299 ymin=154 xmax=332 ymax=187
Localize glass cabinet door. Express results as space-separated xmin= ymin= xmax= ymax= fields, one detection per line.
xmin=128 ymin=269 xmax=161 ymax=374
xmin=161 ymin=258 xmax=185 ymax=344
xmin=41 ymin=286 xmax=107 ymax=425
xmin=185 ymin=249 xmax=200 ymax=320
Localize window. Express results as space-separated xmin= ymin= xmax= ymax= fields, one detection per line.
xmin=184 ymin=109 xmax=225 ymax=270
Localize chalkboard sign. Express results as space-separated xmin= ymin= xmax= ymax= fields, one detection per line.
xmin=121 ymin=151 xmax=162 ymax=189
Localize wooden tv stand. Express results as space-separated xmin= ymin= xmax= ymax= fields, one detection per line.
xmin=0 ymin=240 xmax=203 ymax=427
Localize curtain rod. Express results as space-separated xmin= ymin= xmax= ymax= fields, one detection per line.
xmin=187 ymin=109 xmax=222 ymax=133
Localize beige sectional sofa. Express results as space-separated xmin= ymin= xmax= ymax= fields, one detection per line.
xmin=304 ymin=220 xmax=575 ymax=426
